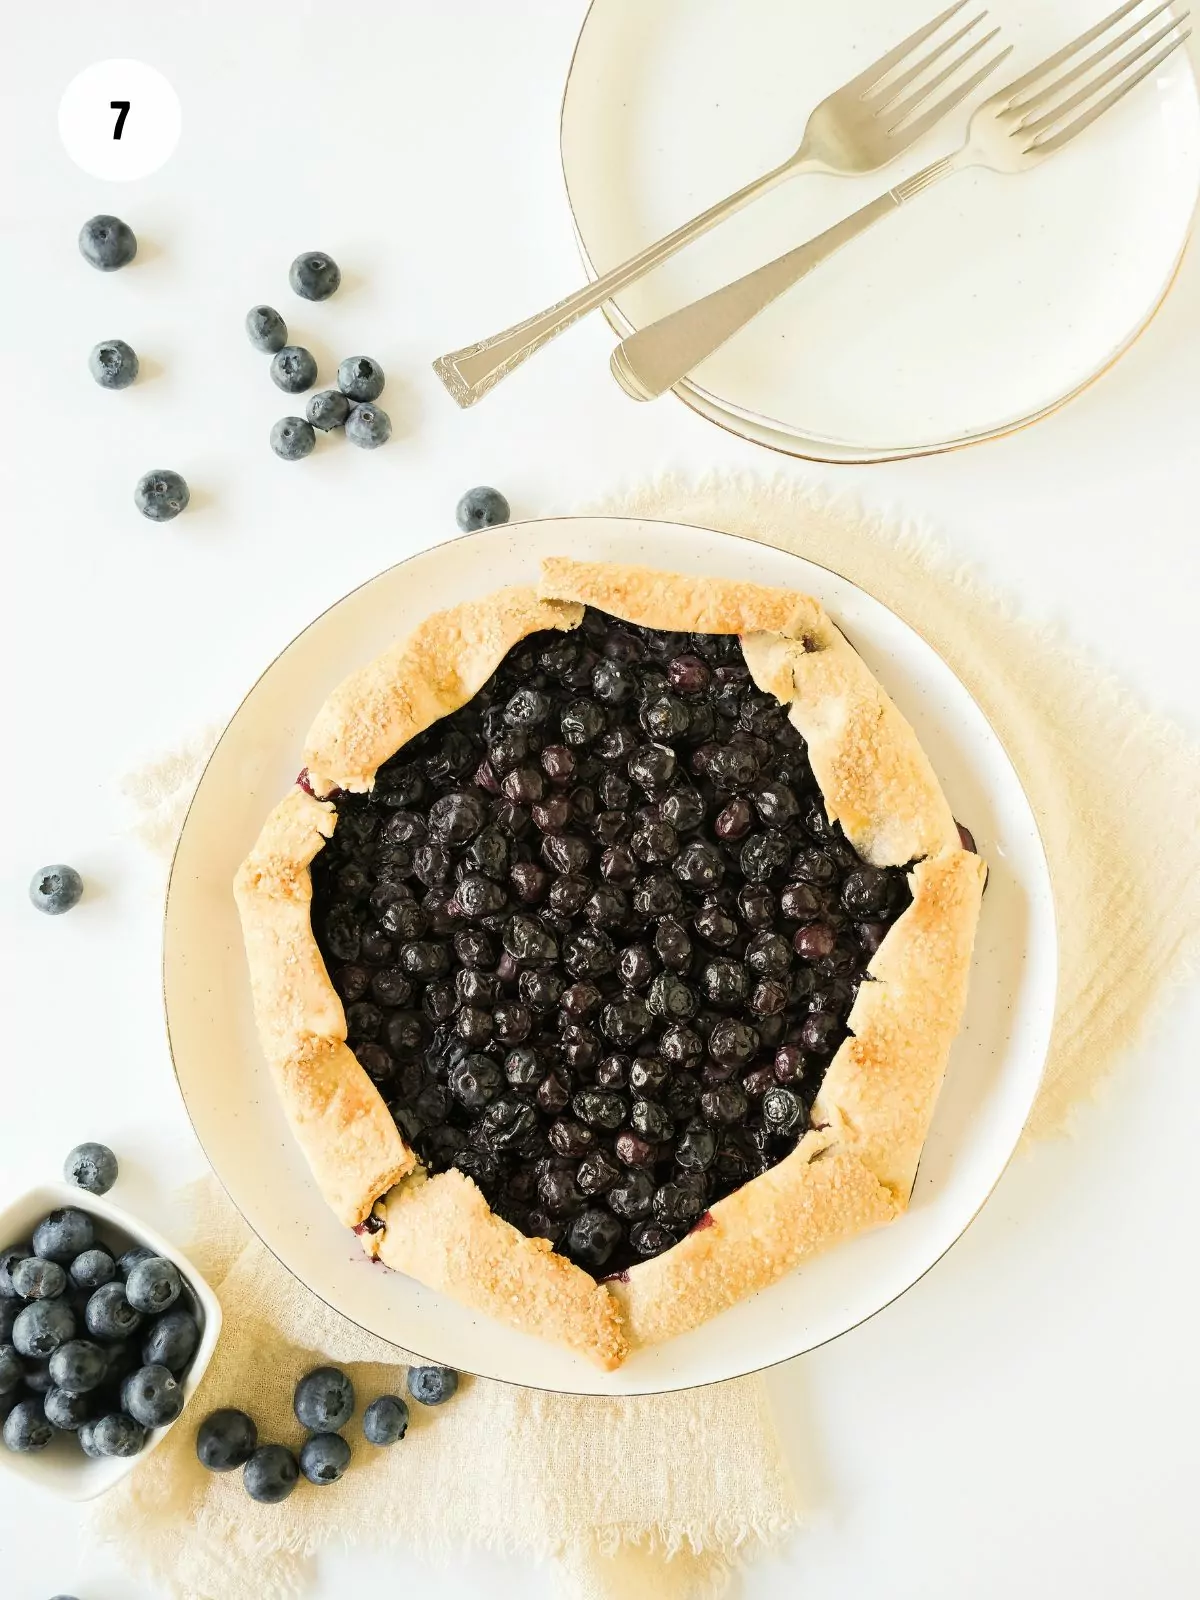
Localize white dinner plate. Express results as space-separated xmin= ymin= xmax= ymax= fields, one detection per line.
xmin=164 ymin=517 xmax=1056 ymax=1395
xmin=560 ymin=0 xmax=1200 ymax=460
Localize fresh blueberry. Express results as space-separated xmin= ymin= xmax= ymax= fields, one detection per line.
xmin=134 ymin=469 xmax=190 ymax=522
xmin=78 ymin=214 xmax=137 ymax=271
xmin=77 ymin=1419 xmax=103 ymax=1458
xmin=337 ymin=356 xmax=385 ymax=402
xmin=43 ymin=1385 xmax=93 ymax=1431
xmin=125 ymin=1256 xmax=181 ymax=1315
xmin=196 ymin=1407 xmax=258 ymax=1471
xmin=12 ymin=1257 xmax=66 ymax=1301
xmin=244 ymin=1442 xmax=300 ymax=1502
xmin=0 ymin=1345 xmax=22 ymax=1396
xmin=121 ymin=1363 xmax=184 ymax=1428
xmin=117 ymin=1245 xmax=157 ymax=1279
xmin=22 ymin=1359 xmax=53 ymax=1395
xmin=48 ymin=1338 xmax=108 ymax=1394
xmin=345 ymin=403 xmax=391 ymax=449
xmin=91 ymin=1411 xmax=146 ymax=1457
xmin=29 ymin=866 xmax=84 ymax=915
xmin=2 ymin=1397 xmax=52 ymax=1452
xmin=299 ymin=1431 xmax=352 ymax=1485
xmin=270 ymin=345 xmax=318 ymax=393
xmin=0 ymin=1245 xmax=29 ymax=1298
xmin=142 ymin=1307 xmax=200 ymax=1372
xmin=270 ymin=416 xmax=316 ymax=460
xmin=455 ymin=486 xmax=510 ymax=532
xmin=103 ymin=1339 xmax=141 ymax=1391
xmin=246 ymin=304 xmax=287 ymax=352
xmin=88 ymin=339 xmax=139 ymax=389
xmin=64 ymin=1142 xmax=119 ymax=1196
xmin=85 ymin=1282 xmax=142 ymax=1341
xmin=362 ymin=1394 xmax=409 ymax=1446
xmin=294 ymin=1365 xmax=355 ymax=1431
xmin=32 ymin=1210 xmax=93 ymax=1265
xmin=289 ymin=252 xmax=341 ymax=301
xmin=406 ymin=1365 xmax=458 ymax=1407
xmin=307 ymin=389 xmax=350 ymax=431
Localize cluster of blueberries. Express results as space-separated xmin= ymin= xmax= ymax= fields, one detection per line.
xmin=245 ymin=253 xmax=392 ymax=460
xmin=1 ymin=1146 xmax=203 ymax=1461
xmin=197 ymin=1360 xmax=458 ymax=1503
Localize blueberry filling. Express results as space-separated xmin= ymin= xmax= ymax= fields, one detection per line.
xmin=312 ymin=607 xmax=912 ymax=1277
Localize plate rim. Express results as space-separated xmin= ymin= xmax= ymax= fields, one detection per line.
xmin=558 ymin=0 xmax=1200 ymax=463
xmin=163 ymin=513 xmax=1058 ymax=1395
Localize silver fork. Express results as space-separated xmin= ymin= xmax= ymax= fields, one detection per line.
xmin=610 ymin=1 xmax=1192 ymax=401
xmin=432 ymin=2 xmax=1010 ymax=407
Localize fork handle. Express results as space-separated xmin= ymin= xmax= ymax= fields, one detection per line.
xmin=610 ymin=155 xmax=960 ymax=401
xmin=432 ymin=161 xmax=799 ymax=407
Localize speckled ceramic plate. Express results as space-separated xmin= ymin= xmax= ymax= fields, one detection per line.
xmin=164 ymin=517 xmax=1056 ymax=1395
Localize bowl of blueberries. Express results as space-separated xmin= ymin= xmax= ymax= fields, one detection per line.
xmin=0 ymin=1146 xmax=221 ymax=1501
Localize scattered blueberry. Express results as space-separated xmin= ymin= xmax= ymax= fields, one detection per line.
xmin=134 ymin=469 xmax=190 ymax=522
xmin=29 ymin=866 xmax=84 ymax=915
xmin=294 ymin=1366 xmax=354 ymax=1431
xmin=91 ymin=1411 xmax=146 ymax=1457
xmin=64 ymin=1142 xmax=119 ymax=1196
xmin=88 ymin=339 xmax=139 ymax=389
xmin=78 ymin=214 xmax=137 ymax=272
xmin=12 ymin=1257 xmax=67 ymax=1301
xmin=121 ymin=1363 xmax=184 ymax=1428
xmin=299 ymin=1431 xmax=352 ymax=1485
xmin=289 ymin=252 xmax=341 ymax=301
xmin=345 ymin=403 xmax=391 ymax=449
xmin=49 ymin=1339 xmax=108 ymax=1394
xmin=362 ymin=1394 xmax=408 ymax=1446
xmin=125 ymin=1256 xmax=181 ymax=1315
xmin=270 ymin=416 xmax=316 ymax=461
xmin=246 ymin=304 xmax=288 ymax=353
xmin=337 ymin=356 xmax=384 ymax=403
xmin=307 ymin=389 xmax=350 ymax=431
xmin=33 ymin=1210 xmax=94 ymax=1264
xmin=244 ymin=1442 xmax=300 ymax=1503
xmin=43 ymin=1385 xmax=93 ymax=1431
xmin=84 ymin=1282 xmax=142 ymax=1341
xmin=142 ymin=1307 xmax=200 ymax=1372
xmin=2 ymin=1397 xmax=53 ymax=1452
xmin=197 ymin=1407 xmax=258 ymax=1471
xmin=455 ymin=486 xmax=510 ymax=532
xmin=270 ymin=345 xmax=318 ymax=393
xmin=406 ymin=1365 xmax=458 ymax=1407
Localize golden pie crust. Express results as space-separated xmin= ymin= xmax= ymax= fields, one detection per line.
xmin=235 ymin=558 xmax=985 ymax=1369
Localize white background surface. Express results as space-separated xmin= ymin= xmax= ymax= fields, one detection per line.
xmin=2 ymin=3 xmax=1198 ymax=1597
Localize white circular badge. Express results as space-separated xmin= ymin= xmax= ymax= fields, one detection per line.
xmin=59 ymin=59 xmax=181 ymax=181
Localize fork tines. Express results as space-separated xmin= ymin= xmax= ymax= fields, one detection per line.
xmin=859 ymin=3 xmax=1013 ymax=137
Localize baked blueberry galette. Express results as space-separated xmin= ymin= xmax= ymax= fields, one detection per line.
xmin=235 ymin=558 xmax=985 ymax=1369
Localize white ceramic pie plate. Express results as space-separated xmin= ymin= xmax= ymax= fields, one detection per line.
xmin=560 ymin=0 xmax=1200 ymax=460
xmin=164 ymin=518 xmax=1056 ymax=1395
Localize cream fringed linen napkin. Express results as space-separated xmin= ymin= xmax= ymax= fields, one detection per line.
xmin=99 ymin=476 xmax=1200 ymax=1599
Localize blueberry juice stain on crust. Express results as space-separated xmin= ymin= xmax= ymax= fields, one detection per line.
xmin=310 ymin=607 xmax=912 ymax=1278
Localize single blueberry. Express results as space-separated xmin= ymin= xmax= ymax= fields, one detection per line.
xmin=406 ymin=1365 xmax=458 ymax=1406
xmin=77 ymin=1419 xmax=104 ymax=1458
xmin=337 ymin=355 xmax=385 ymax=402
xmin=299 ymin=1430 xmax=352 ymax=1485
xmin=134 ymin=469 xmax=190 ymax=522
xmin=289 ymin=252 xmax=341 ymax=301
xmin=64 ymin=1142 xmax=119 ymax=1196
xmin=142 ymin=1307 xmax=200 ymax=1372
xmin=345 ymin=403 xmax=391 ymax=449
xmin=78 ymin=214 xmax=137 ymax=271
xmin=271 ymin=345 xmax=318 ymax=394
xmin=0 ymin=1244 xmax=30 ymax=1298
xmin=0 ymin=1345 xmax=22 ymax=1396
xmin=12 ymin=1257 xmax=66 ymax=1301
xmin=3 ymin=1397 xmax=53 ymax=1452
xmin=243 ymin=1443 xmax=301 ymax=1505
xmin=117 ymin=1245 xmax=157 ymax=1279
xmin=121 ymin=1363 xmax=184 ymax=1428
xmin=43 ymin=1385 xmax=93 ymax=1431
xmin=455 ymin=486 xmax=510 ymax=532
xmin=32 ymin=1209 xmax=94 ymax=1264
xmin=196 ymin=1407 xmax=258 ymax=1471
xmin=88 ymin=339 xmax=139 ymax=389
xmin=48 ymin=1338 xmax=108 ymax=1394
xmin=362 ymin=1394 xmax=409 ymax=1446
xmin=294 ymin=1365 xmax=355 ymax=1431
xmin=91 ymin=1411 xmax=146 ymax=1457
xmin=271 ymin=416 xmax=316 ymax=460
xmin=85 ymin=1282 xmax=142 ymax=1341
xmin=246 ymin=304 xmax=287 ymax=352
xmin=29 ymin=865 xmax=84 ymax=915
xmin=307 ymin=388 xmax=350 ymax=430
xmin=124 ymin=1256 xmax=181 ymax=1316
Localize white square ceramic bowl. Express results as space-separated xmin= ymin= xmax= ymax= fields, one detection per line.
xmin=0 ymin=1180 xmax=222 ymax=1501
